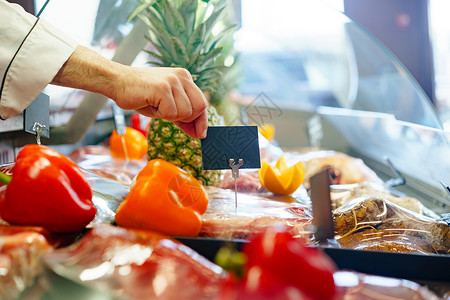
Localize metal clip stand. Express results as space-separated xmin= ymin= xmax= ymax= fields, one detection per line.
xmin=32 ymin=123 xmax=46 ymax=145
xmin=112 ymin=103 xmax=129 ymax=161
xmin=229 ymin=158 xmax=244 ymax=212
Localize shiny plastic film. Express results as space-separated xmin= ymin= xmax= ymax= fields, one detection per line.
xmin=200 ymin=186 xmax=313 ymax=241
xmin=68 ymin=146 xmax=147 ymax=185
xmin=41 ymin=225 xmax=229 ymax=300
xmin=333 ymin=195 xmax=450 ymax=254
xmin=0 ymin=222 xmax=52 ymax=300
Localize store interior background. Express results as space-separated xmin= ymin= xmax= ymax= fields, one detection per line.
xmin=6 ymin=0 xmax=450 ymax=131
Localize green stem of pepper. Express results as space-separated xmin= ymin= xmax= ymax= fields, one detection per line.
xmin=0 ymin=172 xmax=12 ymax=185
xmin=214 ymin=243 xmax=247 ymax=279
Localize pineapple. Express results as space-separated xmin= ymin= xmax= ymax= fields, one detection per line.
xmin=132 ymin=0 xmax=235 ymax=186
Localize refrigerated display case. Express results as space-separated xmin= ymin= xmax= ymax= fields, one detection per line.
xmin=1 ymin=0 xmax=450 ymax=299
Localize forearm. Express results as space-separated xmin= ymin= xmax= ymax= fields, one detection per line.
xmin=51 ymin=45 xmax=208 ymax=138
xmin=51 ymin=45 xmax=122 ymax=100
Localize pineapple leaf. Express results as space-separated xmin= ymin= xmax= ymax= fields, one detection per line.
xmin=128 ymin=0 xmax=155 ymax=22
xmin=199 ymin=85 xmax=214 ymax=93
xmin=186 ymin=53 xmax=203 ymax=70
xmin=165 ymin=0 xmax=188 ymax=42
xmin=195 ymin=69 xmax=224 ymax=89
xmin=179 ymin=0 xmax=197 ymax=38
xmin=145 ymin=8 xmax=178 ymax=60
xmin=144 ymin=3 xmax=165 ymax=24
xmin=143 ymin=49 xmax=164 ymax=62
xmin=205 ymin=24 xmax=237 ymax=52
xmin=146 ymin=60 xmax=165 ymax=67
xmin=198 ymin=67 xmax=224 ymax=78
xmin=195 ymin=0 xmax=210 ymax=28
xmin=187 ymin=22 xmax=206 ymax=55
xmin=159 ymin=0 xmax=183 ymax=37
xmin=198 ymin=47 xmax=223 ymax=69
xmin=202 ymin=5 xmax=226 ymax=39
xmin=144 ymin=35 xmax=172 ymax=64
xmin=170 ymin=36 xmax=189 ymax=65
xmin=137 ymin=14 xmax=152 ymax=27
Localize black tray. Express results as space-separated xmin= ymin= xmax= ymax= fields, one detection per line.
xmin=176 ymin=237 xmax=450 ymax=284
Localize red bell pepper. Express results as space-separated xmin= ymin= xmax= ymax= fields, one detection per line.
xmin=219 ymin=226 xmax=337 ymax=300
xmin=115 ymin=159 xmax=208 ymax=237
xmin=130 ymin=112 xmax=150 ymax=136
xmin=0 ymin=144 xmax=96 ymax=233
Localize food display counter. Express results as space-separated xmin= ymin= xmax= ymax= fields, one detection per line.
xmin=1 ymin=0 xmax=450 ymax=299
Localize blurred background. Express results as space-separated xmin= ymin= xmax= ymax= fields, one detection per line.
xmin=20 ymin=0 xmax=450 ymax=126
xmin=2 ymin=0 xmax=450 ymax=153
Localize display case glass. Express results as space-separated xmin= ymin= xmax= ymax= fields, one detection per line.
xmin=232 ymin=0 xmax=449 ymax=212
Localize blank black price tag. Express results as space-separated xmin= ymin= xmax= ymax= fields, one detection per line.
xmin=23 ymin=93 xmax=50 ymax=138
xmin=310 ymin=167 xmax=335 ymax=242
xmin=201 ymin=126 xmax=261 ymax=170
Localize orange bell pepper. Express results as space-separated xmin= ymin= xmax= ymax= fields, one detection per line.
xmin=115 ymin=159 xmax=208 ymax=237
xmin=110 ymin=127 xmax=148 ymax=160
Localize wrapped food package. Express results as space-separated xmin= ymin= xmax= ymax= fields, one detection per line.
xmin=334 ymin=271 xmax=441 ymax=300
xmin=42 ymin=225 xmax=230 ymax=300
xmin=199 ymin=186 xmax=313 ymax=241
xmin=0 ymin=225 xmax=52 ymax=299
xmin=331 ymin=182 xmax=426 ymax=215
xmin=219 ymin=149 xmax=384 ymax=193
xmin=295 ymin=150 xmax=384 ymax=189
xmin=22 ymin=225 xmax=443 ymax=300
xmin=334 ymin=197 xmax=450 ymax=254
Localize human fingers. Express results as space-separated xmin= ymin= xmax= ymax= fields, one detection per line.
xmin=174 ymin=109 xmax=208 ymax=139
xmin=151 ymin=82 xmax=178 ymax=120
xmin=153 ymin=69 xmax=197 ymax=121
xmin=135 ymin=106 xmax=159 ymax=118
xmin=181 ymin=78 xmax=208 ymax=123
xmin=171 ymin=81 xmax=194 ymax=120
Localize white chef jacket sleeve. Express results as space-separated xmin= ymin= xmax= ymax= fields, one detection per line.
xmin=0 ymin=0 xmax=78 ymax=120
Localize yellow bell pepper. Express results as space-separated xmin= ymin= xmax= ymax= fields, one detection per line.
xmin=257 ymin=124 xmax=276 ymax=141
xmin=258 ymin=156 xmax=305 ymax=195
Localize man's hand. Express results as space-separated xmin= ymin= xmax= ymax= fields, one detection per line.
xmin=51 ymin=46 xmax=208 ymax=139
xmin=113 ymin=67 xmax=208 ymax=139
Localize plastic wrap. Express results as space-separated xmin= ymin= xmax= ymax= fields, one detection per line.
xmin=29 ymin=229 xmax=445 ymax=300
xmin=333 ymin=196 xmax=450 ymax=254
xmin=330 ymin=182 xmax=427 ymax=215
xmin=0 ymin=225 xmax=52 ymax=299
xmin=285 ymin=150 xmax=384 ymax=190
xmin=199 ymin=186 xmax=313 ymax=240
xmin=68 ymin=145 xmax=147 ymax=185
xmin=82 ymin=169 xmax=130 ymax=227
xmin=41 ymin=225 xmax=230 ymax=300
xmin=334 ymin=271 xmax=441 ymax=299
xmin=218 ymin=148 xmax=384 ymax=194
